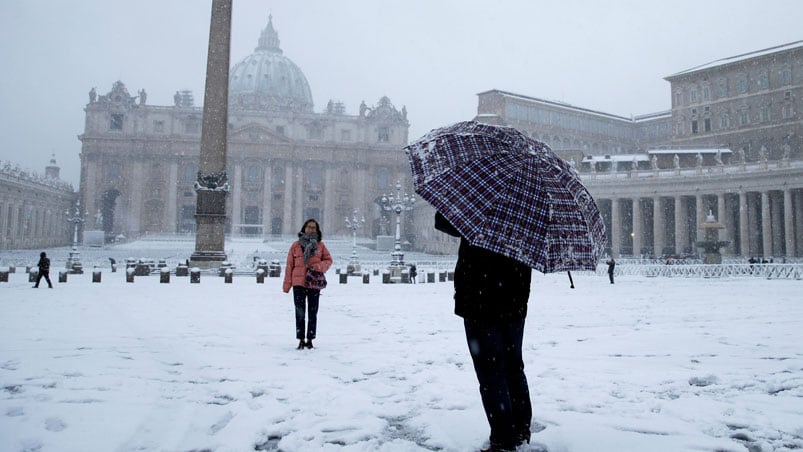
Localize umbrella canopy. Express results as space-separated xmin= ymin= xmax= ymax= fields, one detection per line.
xmin=405 ymin=121 xmax=606 ymax=273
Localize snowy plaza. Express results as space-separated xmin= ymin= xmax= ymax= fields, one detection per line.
xmin=1 ymin=237 xmax=802 ymax=452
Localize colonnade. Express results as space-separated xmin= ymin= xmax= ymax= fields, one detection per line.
xmin=586 ymin=163 xmax=803 ymax=259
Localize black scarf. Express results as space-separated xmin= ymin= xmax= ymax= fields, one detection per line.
xmin=299 ymin=233 xmax=318 ymax=265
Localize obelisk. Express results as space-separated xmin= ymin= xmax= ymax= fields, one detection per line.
xmin=190 ymin=0 xmax=232 ymax=268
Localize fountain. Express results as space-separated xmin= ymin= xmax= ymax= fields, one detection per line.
xmin=695 ymin=211 xmax=730 ymax=264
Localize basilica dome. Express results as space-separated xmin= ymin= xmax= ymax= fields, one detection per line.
xmin=229 ymin=16 xmax=313 ymax=112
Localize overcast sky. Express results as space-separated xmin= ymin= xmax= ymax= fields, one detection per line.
xmin=1 ymin=0 xmax=801 ymax=186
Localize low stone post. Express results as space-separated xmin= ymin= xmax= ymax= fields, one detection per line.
xmin=126 ymin=268 xmax=135 ymax=283
xmin=0 ymin=267 xmax=9 ymax=282
xmin=29 ymin=268 xmax=38 ymax=283
xmin=382 ymin=271 xmax=390 ymax=284
xmin=439 ymin=271 xmax=447 ymax=282
xmin=447 ymin=271 xmax=454 ymax=281
xmin=175 ymin=265 xmax=188 ymax=277
xmin=362 ymin=273 xmax=370 ymax=284
xmin=218 ymin=261 xmax=232 ymax=277
xmin=160 ymin=268 xmax=170 ymax=284
xmin=92 ymin=268 xmax=101 ymax=283
xmin=256 ymin=268 xmax=265 ymax=284
xmin=339 ymin=273 xmax=348 ymax=284
xmin=224 ymin=268 xmax=233 ymax=284
xmin=9 ymin=266 xmax=16 ymax=273
xmin=190 ymin=268 xmax=201 ymax=284
xmin=427 ymin=272 xmax=435 ymax=283
xmin=58 ymin=270 xmax=68 ymax=283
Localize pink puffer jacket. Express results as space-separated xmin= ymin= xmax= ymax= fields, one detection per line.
xmin=282 ymin=241 xmax=333 ymax=293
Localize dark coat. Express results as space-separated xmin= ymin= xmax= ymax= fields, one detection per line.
xmin=435 ymin=212 xmax=532 ymax=321
xmin=37 ymin=255 xmax=51 ymax=273
xmin=606 ymin=259 xmax=615 ymax=274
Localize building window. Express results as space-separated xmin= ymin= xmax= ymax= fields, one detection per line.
xmin=108 ymin=162 xmax=120 ymax=181
xmin=185 ymin=121 xmax=200 ymax=134
xmin=245 ymin=165 xmax=260 ymax=184
xmin=782 ymin=104 xmax=794 ymax=119
xmin=674 ymin=92 xmax=682 ymax=106
xmin=781 ymin=68 xmax=792 ymax=85
xmin=784 ymin=90 xmax=793 ymax=101
xmin=110 ymin=114 xmax=124 ymax=130
xmin=736 ymin=77 xmax=748 ymax=94
xmin=377 ymin=168 xmax=389 ymax=189
xmin=690 ymin=88 xmax=698 ymax=103
xmin=307 ymin=125 xmax=323 ymax=140
xmin=691 ymin=120 xmax=698 ymax=134
xmin=739 ymin=110 xmax=750 ymax=126
xmin=271 ymin=166 xmax=284 ymax=188
xmin=306 ymin=167 xmax=322 ymax=191
xmin=182 ymin=163 xmax=197 ymax=182
xmin=716 ymin=79 xmax=728 ymax=98
xmin=704 ymin=118 xmax=711 ymax=132
xmin=756 ymin=72 xmax=769 ymax=90
xmin=341 ymin=129 xmax=352 ymax=141
xmin=153 ymin=120 xmax=165 ymax=133
xmin=702 ymin=86 xmax=710 ymax=101
xmin=760 ymin=106 xmax=770 ymax=122
xmin=378 ymin=127 xmax=390 ymax=143
xmin=720 ymin=114 xmax=731 ymax=129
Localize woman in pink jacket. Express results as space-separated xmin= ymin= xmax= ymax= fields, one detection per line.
xmin=283 ymin=219 xmax=333 ymax=349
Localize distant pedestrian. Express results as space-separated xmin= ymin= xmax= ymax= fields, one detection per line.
xmin=33 ymin=252 xmax=53 ymax=289
xmin=409 ymin=264 xmax=418 ymax=284
xmin=606 ymin=257 xmax=616 ymax=284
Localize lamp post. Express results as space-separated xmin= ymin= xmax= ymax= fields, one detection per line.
xmin=380 ymin=180 xmax=415 ymax=270
xmin=64 ymin=199 xmax=85 ymax=274
xmin=344 ymin=209 xmax=365 ymax=274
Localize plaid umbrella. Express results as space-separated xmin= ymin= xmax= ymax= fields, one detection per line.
xmin=405 ymin=121 xmax=606 ymax=273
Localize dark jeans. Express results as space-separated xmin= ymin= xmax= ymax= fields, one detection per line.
xmin=34 ymin=271 xmax=52 ymax=288
xmin=293 ymin=286 xmax=320 ymax=340
xmin=464 ymin=317 xmax=531 ymax=450
xmin=608 ymin=272 xmax=614 ymax=284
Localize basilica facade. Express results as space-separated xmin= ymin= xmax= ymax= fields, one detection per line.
xmin=78 ymin=17 xmax=410 ymax=244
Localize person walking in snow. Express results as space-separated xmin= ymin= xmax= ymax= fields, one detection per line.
xmin=606 ymin=257 xmax=616 ymax=284
xmin=435 ymin=212 xmax=533 ymax=451
xmin=282 ymin=219 xmax=333 ymax=350
xmin=33 ymin=251 xmax=53 ymax=288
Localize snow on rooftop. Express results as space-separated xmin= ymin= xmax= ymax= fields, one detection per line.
xmin=667 ymin=40 xmax=803 ymax=79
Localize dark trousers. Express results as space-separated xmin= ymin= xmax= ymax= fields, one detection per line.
xmin=293 ymin=286 xmax=320 ymax=340
xmin=464 ymin=317 xmax=531 ymax=450
xmin=34 ymin=271 xmax=52 ymax=288
xmin=608 ymin=272 xmax=614 ymax=284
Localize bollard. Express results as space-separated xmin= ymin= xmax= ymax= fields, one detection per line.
xmin=218 ymin=262 xmax=232 ymax=277
xmin=160 ymin=268 xmax=170 ymax=284
xmin=339 ymin=273 xmax=348 ymax=284
xmin=256 ymin=269 xmax=265 ymax=284
xmin=126 ymin=268 xmax=135 ymax=283
xmin=0 ymin=268 xmax=9 ymax=282
xmin=447 ymin=271 xmax=454 ymax=281
xmin=58 ymin=270 xmax=68 ymax=283
xmin=29 ymin=269 xmax=38 ymax=283
xmin=175 ymin=265 xmax=188 ymax=277
xmin=373 ymin=269 xmax=379 ymax=276
xmin=382 ymin=272 xmax=390 ymax=284
xmin=439 ymin=271 xmax=447 ymax=282
xmin=427 ymin=272 xmax=435 ymax=283
xmin=92 ymin=269 xmax=101 ymax=283
xmin=268 ymin=259 xmax=281 ymax=277
xmin=224 ymin=269 xmax=233 ymax=284
xmin=26 ymin=266 xmax=31 ymax=274
xmin=9 ymin=266 xmax=16 ymax=273
xmin=362 ymin=273 xmax=370 ymax=284
xmin=190 ymin=268 xmax=201 ymax=284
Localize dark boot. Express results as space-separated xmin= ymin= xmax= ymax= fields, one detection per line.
xmin=305 ymin=339 xmax=314 ymax=349
xmin=297 ymin=340 xmax=306 ymax=350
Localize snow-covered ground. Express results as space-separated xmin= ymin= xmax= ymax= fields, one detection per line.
xmin=1 ymin=238 xmax=802 ymax=452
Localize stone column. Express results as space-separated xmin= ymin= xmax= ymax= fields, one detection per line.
xmin=166 ymin=161 xmax=178 ymax=232
xmin=632 ymin=197 xmax=641 ymax=257
xmin=717 ymin=193 xmax=730 ymax=254
xmin=795 ymin=189 xmax=803 ymax=257
xmin=771 ymin=192 xmax=784 ymax=257
xmin=783 ymin=189 xmax=795 ymax=258
xmin=323 ymin=165 xmax=336 ymax=233
xmin=739 ymin=191 xmax=749 ymax=257
xmin=653 ymin=197 xmax=664 ymax=257
xmin=610 ymin=198 xmax=620 ymax=257
xmin=261 ymin=163 xmax=272 ymax=237
xmin=231 ymin=163 xmax=242 ymax=237
xmin=282 ymin=164 xmax=294 ymax=234
xmin=129 ymin=161 xmax=145 ymax=235
xmin=191 ymin=0 xmax=232 ymax=267
xmin=294 ymin=166 xmax=304 ymax=227
xmin=761 ymin=191 xmax=771 ymax=258
xmin=674 ymin=196 xmax=686 ymax=254
xmin=695 ymin=194 xmax=705 ymax=243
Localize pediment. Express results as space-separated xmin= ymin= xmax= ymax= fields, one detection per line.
xmin=229 ymin=123 xmax=292 ymax=143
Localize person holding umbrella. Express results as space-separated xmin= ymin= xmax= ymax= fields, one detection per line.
xmin=405 ymin=121 xmax=606 ymax=451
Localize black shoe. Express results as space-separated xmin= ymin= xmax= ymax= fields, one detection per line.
xmin=297 ymin=340 xmax=306 ymax=350
xmin=32 ymin=286 xmax=38 ymax=288
xmin=305 ymin=339 xmax=314 ymax=349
